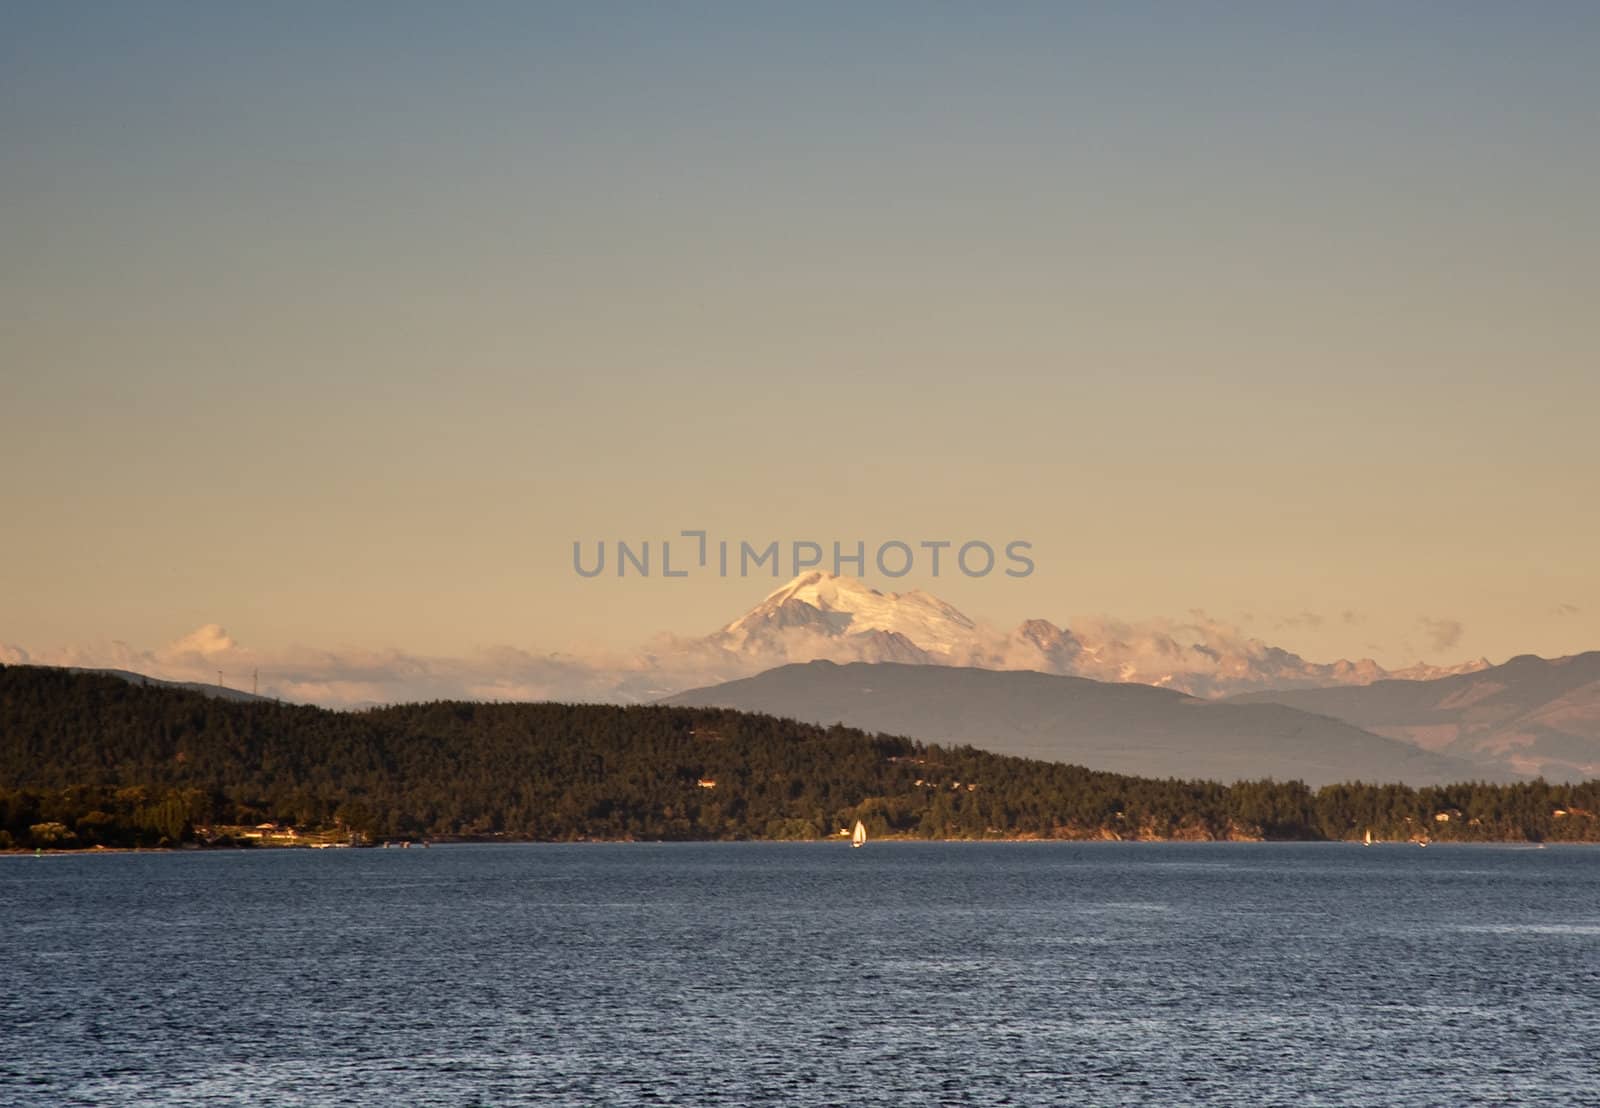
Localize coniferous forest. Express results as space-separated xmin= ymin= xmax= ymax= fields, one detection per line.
xmin=2 ymin=664 xmax=1597 ymax=850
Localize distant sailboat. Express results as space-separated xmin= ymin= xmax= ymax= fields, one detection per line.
xmin=851 ymin=820 xmax=867 ymax=849
xmin=1364 ymin=828 xmax=1373 ymax=847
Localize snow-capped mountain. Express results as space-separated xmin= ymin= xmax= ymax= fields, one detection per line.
xmin=698 ymin=571 xmax=1489 ymax=697
xmin=711 ymin=572 xmax=974 ymax=661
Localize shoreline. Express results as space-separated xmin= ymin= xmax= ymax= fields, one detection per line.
xmin=6 ymin=836 xmax=1592 ymax=855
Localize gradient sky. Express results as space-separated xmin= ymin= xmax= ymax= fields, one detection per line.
xmin=4 ymin=2 xmax=1598 ymax=671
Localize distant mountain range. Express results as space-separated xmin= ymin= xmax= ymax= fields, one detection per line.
xmin=661 ymin=660 xmax=1510 ymax=787
xmin=672 ymin=616 xmax=1600 ymax=781
xmin=20 ymin=575 xmax=1595 ymax=787
xmin=698 ymin=572 xmax=1488 ymax=698
xmin=1229 ymin=652 xmax=1600 ymax=781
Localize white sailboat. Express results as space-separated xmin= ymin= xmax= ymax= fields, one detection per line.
xmin=851 ymin=819 xmax=867 ymax=849
xmin=1363 ymin=828 xmax=1373 ymax=847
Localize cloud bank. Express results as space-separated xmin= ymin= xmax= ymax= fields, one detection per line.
xmin=0 ymin=625 xmax=658 ymax=708
xmin=2 ymin=603 xmax=1491 ymax=710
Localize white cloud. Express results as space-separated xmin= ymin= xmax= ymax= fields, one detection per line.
xmin=163 ymin=624 xmax=239 ymax=658
xmin=2 ymin=624 xmax=754 ymax=708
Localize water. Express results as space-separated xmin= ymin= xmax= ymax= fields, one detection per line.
xmin=3 ymin=842 xmax=1597 ymax=1106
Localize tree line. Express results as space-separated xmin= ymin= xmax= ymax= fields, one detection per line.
xmin=2 ymin=664 xmax=1597 ymax=849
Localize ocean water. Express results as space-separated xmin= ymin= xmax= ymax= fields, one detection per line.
xmin=2 ymin=842 xmax=1597 ymax=1106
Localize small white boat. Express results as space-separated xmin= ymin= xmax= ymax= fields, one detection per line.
xmin=851 ymin=820 xmax=867 ymax=849
xmin=1364 ymin=828 xmax=1373 ymax=847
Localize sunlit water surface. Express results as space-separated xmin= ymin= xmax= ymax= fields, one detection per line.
xmin=3 ymin=842 xmax=1597 ymax=1105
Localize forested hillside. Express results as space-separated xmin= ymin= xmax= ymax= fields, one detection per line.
xmin=2 ymin=665 xmax=1597 ymax=849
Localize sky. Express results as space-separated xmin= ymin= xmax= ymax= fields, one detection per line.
xmin=3 ymin=2 xmax=1598 ymax=695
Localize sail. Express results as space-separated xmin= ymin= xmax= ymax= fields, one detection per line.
xmin=851 ymin=819 xmax=867 ymax=848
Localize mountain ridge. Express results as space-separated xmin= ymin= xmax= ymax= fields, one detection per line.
xmin=67 ymin=667 xmax=273 ymax=704
xmin=660 ymin=659 xmax=1511 ymax=787
xmin=5 ymin=664 xmax=1592 ymax=851
xmin=1228 ymin=651 xmax=1600 ymax=781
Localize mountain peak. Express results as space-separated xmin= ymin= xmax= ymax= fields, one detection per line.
xmin=759 ymin=571 xmax=884 ymax=610
xmin=718 ymin=572 xmax=977 ymax=655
